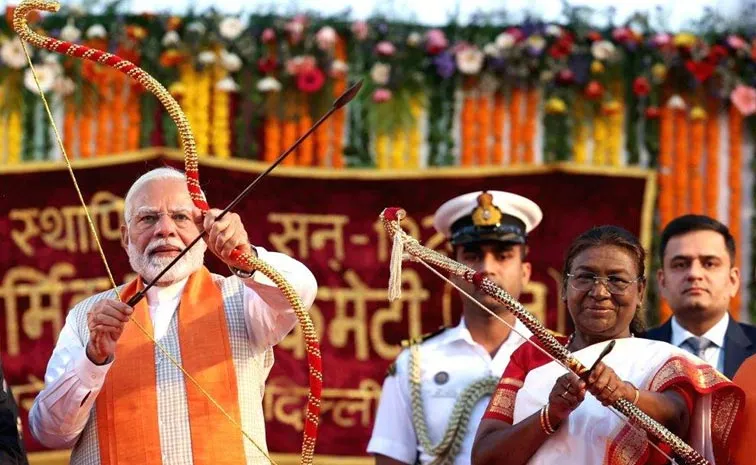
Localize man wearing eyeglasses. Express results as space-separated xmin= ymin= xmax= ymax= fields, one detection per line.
xmin=368 ymin=191 xmax=543 ymax=465
xmin=642 ymin=214 xmax=756 ymax=378
xmin=28 ymin=167 xmax=317 ymax=464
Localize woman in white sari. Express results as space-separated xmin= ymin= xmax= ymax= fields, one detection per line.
xmin=472 ymin=226 xmax=743 ymax=465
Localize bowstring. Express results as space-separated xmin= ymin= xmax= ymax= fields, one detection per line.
xmin=409 ymin=255 xmax=680 ymax=465
xmin=20 ymin=43 xmax=279 ymax=465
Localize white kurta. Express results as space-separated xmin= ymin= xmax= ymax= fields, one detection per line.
xmin=29 ymin=247 xmax=317 ymax=465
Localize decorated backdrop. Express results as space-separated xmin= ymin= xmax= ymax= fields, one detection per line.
xmin=0 ymin=151 xmax=654 ymax=463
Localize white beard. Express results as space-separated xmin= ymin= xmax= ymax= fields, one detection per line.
xmin=127 ymin=237 xmax=207 ymax=285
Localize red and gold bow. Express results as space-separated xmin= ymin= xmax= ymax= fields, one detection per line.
xmin=13 ymin=2 xmax=322 ymax=463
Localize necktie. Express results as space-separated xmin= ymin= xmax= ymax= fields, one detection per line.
xmin=683 ymin=336 xmax=712 ymax=358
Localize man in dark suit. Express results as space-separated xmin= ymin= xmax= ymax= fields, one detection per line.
xmin=643 ymin=214 xmax=756 ymax=378
xmin=0 ymin=360 xmax=28 ymax=465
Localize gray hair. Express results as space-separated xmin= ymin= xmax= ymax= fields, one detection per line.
xmin=123 ymin=167 xmax=193 ymax=224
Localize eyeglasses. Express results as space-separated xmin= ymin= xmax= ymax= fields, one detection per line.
xmin=566 ymin=273 xmax=644 ymax=295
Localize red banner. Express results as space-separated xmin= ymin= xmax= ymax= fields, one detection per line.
xmin=0 ymin=151 xmax=655 ymax=464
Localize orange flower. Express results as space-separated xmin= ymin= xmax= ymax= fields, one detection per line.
xmin=159 ymin=50 xmax=186 ymax=67
xmin=167 ymin=16 xmax=182 ymax=31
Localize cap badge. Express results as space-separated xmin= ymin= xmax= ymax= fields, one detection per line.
xmin=471 ymin=192 xmax=503 ymax=227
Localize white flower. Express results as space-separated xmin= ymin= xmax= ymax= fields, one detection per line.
xmin=60 ymin=22 xmax=81 ymax=42
xmin=186 ymin=21 xmax=206 ymax=35
xmin=198 ymin=51 xmax=216 ymax=65
xmin=162 ymin=31 xmax=181 ymax=47
xmin=370 ymin=62 xmax=391 ymax=85
xmin=545 ymin=24 xmax=562 ymax=37
xmin=483 ymin=42 xmax=501 ymax=57
xmin=24 ymin=64 xmax=58 ymax=94
xmin=407 ymin=32 xmax=422 ymax=47
xmin=495 ymin=32 xmax=516 ymax=50
xmin=330 ymin=59 xmax=349 ymax=77
xmin=53 ymin=76 xmax=76 ymax=97
xmin=215 ymin=76 xmax=239 ymax=92
xmin=591 ymin=40 xmax=616 ymax=60
xmin=455 ymin=46 xmax=485 ymax=75
xmin=526 ymin=35 xmax=546 ymax=52
xmin=219 ymin=17 xmax=244 ymax=40
xmin=315 ymin=26 xmax=337 ymax=50
xmin=666 ymin=94 xmax=687 ymax=109
xmin=41 ymin=53 xmax=63 ymax=74
xmin=257 ymin=76 xmax=282 ymax=93
xmin=0 ymin=38 xmax=28 ymax=70
xmin=86 ymin=24 xmax=107 ymax=39
xmin=220 ymin=50 xmax=242 ymax=72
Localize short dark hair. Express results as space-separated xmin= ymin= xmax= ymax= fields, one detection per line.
xmin=659 ymin=215 xmax=736 ymax=264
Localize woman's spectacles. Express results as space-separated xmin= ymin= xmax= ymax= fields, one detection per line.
xmin=566 ymin=273 xmax=644 ymax=295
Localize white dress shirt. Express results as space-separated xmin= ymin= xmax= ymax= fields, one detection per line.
xmin=670 ymin=313 xmax=729 ymax=374
xmin=29 ymin=247 xmax=317 ymax=449
xmin=367 ymin=318 xmax=532 ymax=465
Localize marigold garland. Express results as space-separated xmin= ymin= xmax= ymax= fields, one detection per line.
xmin=573 ymin=99 xmax=588 ymax=163
xmin=592 ymin=113 xmax=607 ymax=165
xmin=689 ymin=115 xmax=705 ymax=214
xmin=658 ymin=106 xmax=675 ymax=320
xmin=705 ymin=100 xmax=720 ymax=218
xmin=523 ymin=86 xmax=538 ymax=164
xmin=608 ymin=107 xmax=623 ymax=167
xmin=195 ymin=67 xmax=212 ymax=156
xmin=281 ymin=101 xmax=298 ymax=167
xmin=212 ymin=63 xmax=232 ymax=159
xmin=376 ymin=132 xmax=390 ymax=169
xmin=673 ymin=107 xmax=689 ymax=216
xmin=111 ymin=71 xmax=127 ymax=154
xmin=492 ymin=91 xmax=506 ymax=164
xmin=408 ymin=96 xmax=423 ymax=168
xmin=264 ymin=115 xmax=281 ymax=162
xmin=8 ymin=110 xmax=21 ymax=164
xmin=63 ymin=97 xmax=76 ymax=156
xmin=509 ymin=87 xmax=522 ymax=163
xmin=315 ymin=116 xmax=330 ymax=166
xmin=298 ymin=101 xmax=315 ymax=166
xmin=126 ymin=85 xmax=142 ymax=151
xmin=728 ymin=104 xmax=743 ymax=317
xmin=460 ymin=88 xmax=476 ymax=166
xmin=332 ymin=37 xmax=348 ymax=168
xmin=390 ymin=127 xmax=407 ymax=169
xmin=96 ymin=69 xmax=112 ymax=157
xmin=476 ymin=93 xmax=491 ymax=165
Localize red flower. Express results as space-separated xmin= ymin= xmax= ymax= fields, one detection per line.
xmin=548 ymin=39 xmax=572 ymax=59
xmin=506 ymin=27 xmax=524 ymax=42
xmin=632 ymin=77 xmax=651 ymax=97
xmin=258 ymin=57 xmax=278 ymax=74
xmin=707 ymin=45 xmax=728 ymax=64
xmin=297 ymin=68 xmax=326 ymax=93
xmin=645 ymin=106 xmax=661 ymax=119
xmin=584 ymin=81 xmax=604 ymax=100
xmin=685 ymin=60 xmax=715 ymax=82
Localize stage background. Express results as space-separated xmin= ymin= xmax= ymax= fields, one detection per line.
xmin=0 ymin=150 xmax=654 ymax=464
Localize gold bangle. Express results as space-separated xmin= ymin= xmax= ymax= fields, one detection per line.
xmin=540 ymin=405 xmax=556 ymax=435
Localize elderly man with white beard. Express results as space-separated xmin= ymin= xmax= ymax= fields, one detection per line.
xmin=29 ymin=167 xmax=317 ymax=465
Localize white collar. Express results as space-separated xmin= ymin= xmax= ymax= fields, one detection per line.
xmin=444 ymin=316 xmax=531 ymax=349
xmin=671 ymin=313 xmax=729 ymax=348
xmin=145 ymin=276 xmax=188 ymax=306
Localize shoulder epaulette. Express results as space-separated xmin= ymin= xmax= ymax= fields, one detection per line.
xmin=400 ymin=326 xmax=448 ymax=349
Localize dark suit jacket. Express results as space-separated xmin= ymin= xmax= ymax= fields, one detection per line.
xmin=0 ymin=361 xmax=28 ymax=465
xmin=641 ymin=315 xmax=756 ymax=378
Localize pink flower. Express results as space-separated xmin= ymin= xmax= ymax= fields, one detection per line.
xmin=375 ymin=41 xmax=396 ymax=56
xmin=727 ymin=34 xmax=747 ymax=50
xmin=297 ymin=68 xmax=326 ymax=93
xmin=351 ymin=21 xmax=369 ymax=41
xmin=285 ymin=55 xmax=317 ymax=75
xmin=316 ymin=26 xmax=337 ymax=50
xmin=425 ymin=29 xmax=448 ymax=55
xmin=285 ymin=18 xmax=305 ymax=44
xmin=261 ymin=28 xmax=276 ymax=44
xmin=372 ymin=88 xmax=392 ymax=103
xmin=652 ymin=33 xmax=672 ymax=48
xmin=730 ymin=85 xmax=756 ymax=116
